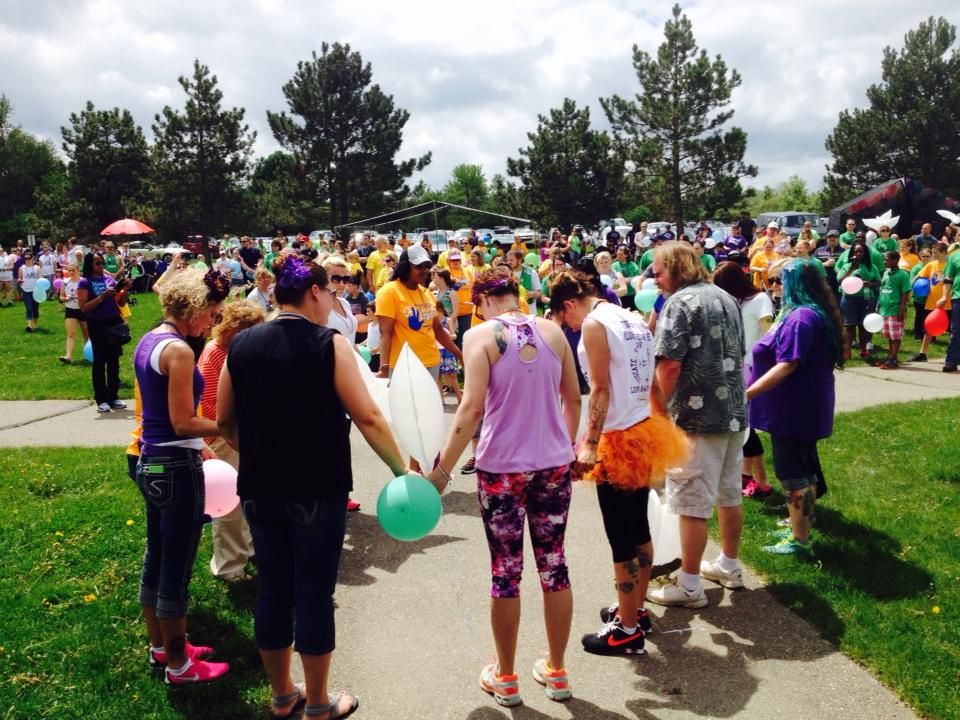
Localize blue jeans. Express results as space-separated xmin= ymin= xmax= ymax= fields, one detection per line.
xmin=946 ymin=304 xmax=960 ymax=366
xmin=243 ymin=494 xmax=348 ymax=655
xmin=23 ymin=291 xmax=39 ymax=320
xmin=135 ymin=450 xmax=205 ymax=619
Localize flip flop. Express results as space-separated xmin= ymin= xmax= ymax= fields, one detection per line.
xmin=270 ymin=683 xmax=306 ymax=719
xmin=305 ymin=692 xmax=359 ymax=719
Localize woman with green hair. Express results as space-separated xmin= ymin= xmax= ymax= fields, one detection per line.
xmin=745 ymin=258 xmax=843 ymax=556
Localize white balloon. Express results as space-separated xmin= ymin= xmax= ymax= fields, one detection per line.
xmin=388 ymin=344 xmax=445 ymax=470
xmin=641 ymin=278 xmax=657 ymax=290
xmin=648 ymin=490 xmax=681 ymax=566
xmin=862 ymin=313 xmax=884 ymax=334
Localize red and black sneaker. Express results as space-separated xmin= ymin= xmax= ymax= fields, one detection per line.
xmin=599 ymin=604 xmax=653 ymax=634
xmin=581 ymin=619 xmax=645 ymax=656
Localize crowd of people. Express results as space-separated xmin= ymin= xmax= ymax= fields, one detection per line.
xmin=3 ymin=210 xmax=958 ymax=715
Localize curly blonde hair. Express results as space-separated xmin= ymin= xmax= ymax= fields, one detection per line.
xmin=654 ymin=241 xmax=708 ymax=288
xmin=159 ymin=268 xmax=221 ymax=321
xmin=212 ymin=300 xmax=266 ymax=343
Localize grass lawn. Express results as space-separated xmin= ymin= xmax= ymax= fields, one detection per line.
xmin=739 ymin=399 xmax=960 ymax=720
xmin=0 ymin=291 xmax=163 ymax=401
xmin=0 ymin=448 xmax=266 ymax=719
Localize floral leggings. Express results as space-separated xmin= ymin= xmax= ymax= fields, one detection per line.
xmin=477 ymin=464 xmax=572 ymax=598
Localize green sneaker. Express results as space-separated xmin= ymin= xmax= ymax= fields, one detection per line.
xmin=769 ymin=527 xmax=793 ymax=540
xmin=762 ymin=537 xmax=813 ymax=555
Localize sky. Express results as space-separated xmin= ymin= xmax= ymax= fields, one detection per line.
xmin=2 ymin=0 xmax=959 ymax=198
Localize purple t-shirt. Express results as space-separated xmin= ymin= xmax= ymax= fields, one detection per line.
xmin=78 ymin=275 xmax=119 ymax=320
xmin=748 ymin=306 xmax=835 ymax=440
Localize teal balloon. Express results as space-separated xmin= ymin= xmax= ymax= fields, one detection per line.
xmin=634 ymin=288 xmax=658 ymax=312
xmin=358 ymin=345 xmax=372 ymax=364
xmin=35 ymin=277 xmax=51 ymax=292
xmin=83 ymin=340 xmax=94 ymax=363
xmin=483 ymin=252 xmax=492 ymax=264
xmin=377 ymin=474 xmax=442 ymax=542
xmin=524 ymin=252 xmax=538 ymax=267
xmin=32 ymin=288 xmax=47 ymax=303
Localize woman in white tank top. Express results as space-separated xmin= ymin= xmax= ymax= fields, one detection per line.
xmin=549 ymin=269 xmax=688 ymax=657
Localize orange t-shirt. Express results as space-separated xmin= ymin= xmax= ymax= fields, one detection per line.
xmin=197 ymin=340 xmax=228 ymax=444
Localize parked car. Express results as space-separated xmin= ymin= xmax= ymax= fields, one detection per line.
xmin=183 ymin=235 xmax=215 ymax=261
xmin=129 ymin=241 xmax=195 ymax=263
xmin=513 ymin=227 xmax=537 ymax=246
xmin=756 ymin=211 xmax=819 ymax=239
xmin=309 ymin=229 xmax=333 ymax=244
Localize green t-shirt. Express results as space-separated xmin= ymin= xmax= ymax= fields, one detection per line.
xmin=103 ymin=254 xmax=120 ymax=274
xmin=699 ymin=254 xmax=716 ymax=272
xmin=264 ymin=251 xmax=279 ymax=271
xmin=612 ymin=260 xmax=639 ymax=294
xmin=639 ymin=248 xmax=655 ymax=271
xmin=877 ymin=268 xmax=911 ymax=316
xmin=943 ymin=252 xmax=960 ymax=300
xmin=839 ymin=231 xmax=856 ymax=248
xmin=836 ymin=245 xmax=884 ymax=277
xmin=872 ymin=237 xmax=898 ymax=254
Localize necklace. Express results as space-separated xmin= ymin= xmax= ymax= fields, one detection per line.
xmin=496 ymin=306 xmax=522 ymax=316
xmin=161 ymin=320 xmax=184 ymax=338
xmin=590 ymin=299 xmax=606 ymax=312
xmin=276 ymin=310 xmax=314 ymax=324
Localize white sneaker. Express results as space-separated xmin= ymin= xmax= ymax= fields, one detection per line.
xmin=646 ymin=579 xmax=707 ymax=608
xmin=110 ymin=400 xmax=127 ymax=410
xmin=97 ymin=402 xmax=111 ymax=413
xmin=866 ymin=342 xmax=875 ymax=352
xmin=700 ymin=559 xmax=745 ymax=589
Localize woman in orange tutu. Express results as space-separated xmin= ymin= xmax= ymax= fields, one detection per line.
xmin=549 ymin=270 xmax=688 ymax=657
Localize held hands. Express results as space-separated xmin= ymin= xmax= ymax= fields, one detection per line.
xmin=376 ymin=366 xmax=389 ymax=378
xmin=200 ymin=445 xmax=218 ymax=462
xmin=937 ymin=298 xmax=947 ymax=308
xmin=571 ymin=442 xmax=597 ymax=480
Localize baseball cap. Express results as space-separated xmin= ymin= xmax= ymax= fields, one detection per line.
xmin=767 ymin=221 xmax=779 ymax=229
xmin=447 ymin=250 xmax=462 ymax=261
xmin=405 ymin=245 xmax=432 ymax=266
xmin=826 ymin=229 xmax=839 ymax=237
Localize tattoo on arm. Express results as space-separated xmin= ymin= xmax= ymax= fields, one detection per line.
xmin=493 ymin=322 xmax=507 ymax=355
xmin=636 ymin=550 xmax=652 ymax=568
xmin=587 ymin=392 xmax=607 ymax=439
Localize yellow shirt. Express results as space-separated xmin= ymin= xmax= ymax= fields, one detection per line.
xmin=898 ymin=253 xmax=921 ymax=272
xmin=348 ymin=261 xmax=362 ymax=278
xmin=918 ymin=260 xmax=951 ymax=311
xmin=366 ymin=249 xmax=386 ymax=282
xmin=125 ymin=381 xmax=143 ymax=456
xmin=376 ymin=280 xmax=441 ymax=368
xmin=437 ymin=249 xmax=450 ymax=269
xmin=374 ymin=265 xmax=393 ymax=292
xmin=750 ymin=250 xmax=780 ymax=289
xmin=449 ymin=265 xmax=473 ymax=317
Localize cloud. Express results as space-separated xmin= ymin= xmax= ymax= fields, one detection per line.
xmin=1 ymin=0 xmax=958 ymax=200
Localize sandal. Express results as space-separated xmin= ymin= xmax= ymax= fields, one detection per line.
xmin=304 ymin=691 xmax=359 ymax=719
xmin=58 ymin=356 xmax=71 ymax=365
xmin=270 ymin=683 xmax=306 ymax=719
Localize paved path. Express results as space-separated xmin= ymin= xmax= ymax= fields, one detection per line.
xmin=1 ymin=363 xmax=955 ymax=717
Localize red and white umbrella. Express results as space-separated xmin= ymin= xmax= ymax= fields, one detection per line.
xmin=100 ymin=218 xmax=155 ymax=236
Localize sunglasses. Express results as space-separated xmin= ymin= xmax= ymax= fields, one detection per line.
xmin=328 ymin=274 xmax=350 ymax=283
xmin=769 ymin=278 xmax=782 ymax=285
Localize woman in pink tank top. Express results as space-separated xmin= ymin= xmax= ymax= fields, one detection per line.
xmin=429 ymin=268 xmax=582 ymax=707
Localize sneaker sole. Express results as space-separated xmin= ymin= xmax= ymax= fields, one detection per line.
xmin=646 ymin=594 xmax=707 ymax=609
xmin=532 ymin=670 xmax=572 ymax=702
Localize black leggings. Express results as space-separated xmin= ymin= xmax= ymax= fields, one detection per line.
xmin=596 ymin=484 xmax=651 ymax=563
xmin=87 ymin=317 xmax=123 ymax=404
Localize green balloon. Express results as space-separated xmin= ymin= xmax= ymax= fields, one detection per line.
xmin=524 ymin=252 xmax=539 ymax=267
xmin=634 ymin=288 xmax=658 ymax=312
xmin=483 ymin=252 xmax=492 ymax=264
xmin=32 ymin=288 xmax=47 ymax=303
xmin=358 ymin=345 xmax=372 ymax=364
xmin=377 ymin=474 xmax=442 ymax=542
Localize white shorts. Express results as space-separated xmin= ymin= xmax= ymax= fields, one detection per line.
xmin=665 ymin=431 xmax=746 ymax=518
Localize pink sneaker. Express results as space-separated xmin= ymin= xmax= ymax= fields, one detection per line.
xmin=742 ymin=479 xmax=759 ymax=497
xmin=150 ymin=642 xmax=214 ymax=667
xmin=165 ymin=658 xmax=230 ymax=685
xmin=347 ymin=498 xmax=361 ymax=512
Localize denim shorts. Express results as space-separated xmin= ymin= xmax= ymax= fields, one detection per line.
xmin=242 ymin=494 xmax=348 ymax=655
xmin=770 ymin=436 xmax=822 ymax=492
xmin=135 ymin=449 xmax=205 ymax=619
xmin=840 ymin=294 xmax=870 ymax=327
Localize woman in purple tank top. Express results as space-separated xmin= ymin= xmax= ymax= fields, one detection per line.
xmin=133 ymin=268 xmax=230 ymax=686
xmin=429 ymin=268 xmax=582 ymax=707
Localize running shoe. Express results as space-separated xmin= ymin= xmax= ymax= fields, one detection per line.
xmin=97 ymin=402 xmax=111 ymax=413
xmin=346 ymin=498 xmax=361 ymax=512
xmin=110 ymin=400 xmax=127 ymax=410
xmin=164 ymin=658 xmax=230 ymax=685
xmin=461 ymin=456 xmax=477 ymax=474
xmin=646 ymin=579 xmax=707 ymax=608
xmin=150 ymin=642 xmax=214 ymax=668
xmin=762 ymin=537 xmax=813 ymax=556
xmin=479 ymin=663 xmax=521 ymax=706
xmin=909 ymin=352 xmax=927 ymax=362
xmin=532 ymin=658 xmax=572 ymax=701
xmin=581 ymin=618 xmax=645 ymax=656
xmin=700 ymin=559 xmax=744 ymax=589
xmin=599 ymin=604 xmax=653 ymax=634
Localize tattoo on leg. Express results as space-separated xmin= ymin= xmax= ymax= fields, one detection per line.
xmin=616 ymin=580 xmax=636 ymax=594
xmin=789 ymin=490 xmax=803 ymax=510
xmin=636 ymin=550 xmax=652 ymax=568
xmin=622 ymin=559 xmax=640 ymax=578
xmin=801 ymin=490 xmax=815 ymax=521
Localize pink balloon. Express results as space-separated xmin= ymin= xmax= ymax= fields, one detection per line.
xmin=202 ymin=459 xmax=239 ymax=518
xmin=841 ymin=276 xmax=864 ymax=295
xmin=53 ymin=278 xmax=62 ymax=292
